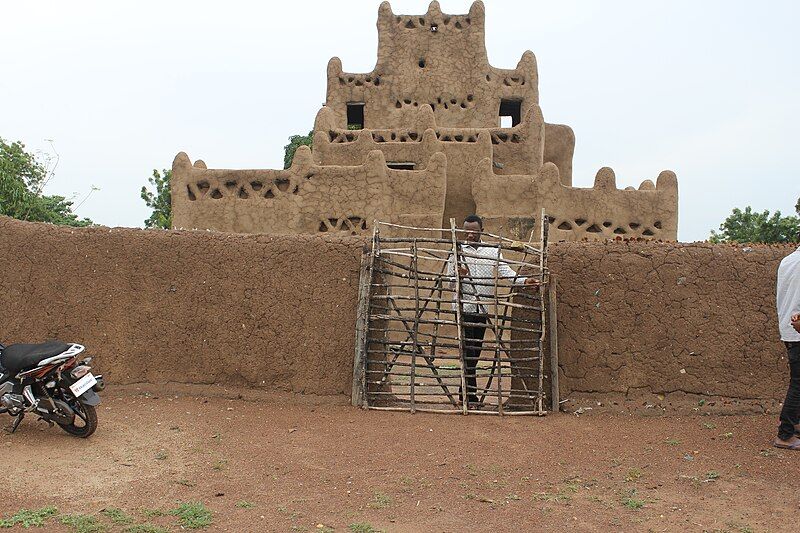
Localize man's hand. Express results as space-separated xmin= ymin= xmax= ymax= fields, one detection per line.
xmin=458 ymin=266 xmax=468 ymax=277
xmin=524 ymin=277 xmax=541 ymax=286
xmin=792 ymin=313 xmax=800 ymax=334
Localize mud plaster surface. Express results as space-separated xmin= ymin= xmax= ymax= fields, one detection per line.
xmin=0 ymin=218 xmax=795 ymax=408
xmin=549 ymin=240 xmax=796 ymax=410
xmin=0 ymin=217 xmax=363 ymax=395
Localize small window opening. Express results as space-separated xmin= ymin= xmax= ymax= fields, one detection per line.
xmin=418 ymin=58 xmax=426 ymax=68
xmin=430 ymin=24 xmax=438 ymax=32
xmin=387 ymin=162 xmax=416 ymax=171
xmin=499 ymin=99 xmax=522 ymax=127
xmin=346 ymin=102 xmax=364 ymax=129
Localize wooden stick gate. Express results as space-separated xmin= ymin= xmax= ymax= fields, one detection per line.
xmin=352 ymin=212 xmax=553 ymax=415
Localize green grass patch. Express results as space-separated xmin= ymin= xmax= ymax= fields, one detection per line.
xmin=624 ymin=468 xmax=643 ymax=482
xmin=623 ymin=497 xmax=645 ymax=510
xmin=100 ymin=507 xmax=133 ymax=525
xmin=348 ymin=524 xmax=383 ymax=533
xmin=532 ymin=491 xmax=571 ymax=503
xmin=0 ymin=506 xmax=58 ymax=528
xmin=235 ymin=501 xmax=255 ymax=509
xmin=621 ymin=489 xmax=645 ymax=510
xmin=124 ymin=525 xmax=171 ymax=533
xmin=170 ymin=502 xmax=212 ymax=529
xmin=60 ymin=513 xmax=106 ymax=533
xmin=367 ymin=492 xmax=392 ymax=509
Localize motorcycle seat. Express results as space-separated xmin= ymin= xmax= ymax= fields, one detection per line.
xmin=0 ymin=341 xmax=71 ymax=373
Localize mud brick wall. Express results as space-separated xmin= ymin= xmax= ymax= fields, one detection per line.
xmin=0 ymin=217 xmax=364 ymax=395
xmin=549 ymin=241 xmax=795 ymax=405
xmin=0 ymin=217 xmax=794 ymax=404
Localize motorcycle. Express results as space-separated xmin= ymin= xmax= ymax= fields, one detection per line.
xmin=0 ymin=340 xmax=104 ymax=438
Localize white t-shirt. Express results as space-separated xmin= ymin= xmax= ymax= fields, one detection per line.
xmin=777 ymin=247 xmax=800 ymax=342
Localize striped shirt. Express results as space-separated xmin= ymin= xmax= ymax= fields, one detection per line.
xmin=446 ymin=243 xmax=526 ymax=315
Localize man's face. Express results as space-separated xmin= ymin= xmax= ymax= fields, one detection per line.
xmin=463 ymin=221 xmax=482 ymax=242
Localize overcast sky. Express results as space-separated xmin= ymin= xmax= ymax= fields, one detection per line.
xmin=2 ymin=0 xmax=797 ymax=242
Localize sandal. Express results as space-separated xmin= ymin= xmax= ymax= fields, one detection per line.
xmin=774 ymin=439 xmax=800 ymax=450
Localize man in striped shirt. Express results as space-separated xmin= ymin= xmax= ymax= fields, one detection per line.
xmin=447 ymin=215 xmax=539 ymax=407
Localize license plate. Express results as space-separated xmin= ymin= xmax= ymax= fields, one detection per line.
xmin=69 ymin=373 xmax=97 ymax=397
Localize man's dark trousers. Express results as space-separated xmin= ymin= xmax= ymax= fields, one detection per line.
xmin=460 ymin=313 xmax=488 ymax=404
xmin=778 ymin=342 xmax=800 ymax=440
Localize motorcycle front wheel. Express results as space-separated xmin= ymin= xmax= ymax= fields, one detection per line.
xmin=57 ymin=401 xmax=97 ymax=438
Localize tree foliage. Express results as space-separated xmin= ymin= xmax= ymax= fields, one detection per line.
xmin=283 ymin=131 xmax=313 ymax=169
xmin=141 ymin=169 xmax=172 ymax=229
xmin=0 ymin=138 xmax=92 ymax=227
xmin=709 ymin=206 xmax=800 ymax=244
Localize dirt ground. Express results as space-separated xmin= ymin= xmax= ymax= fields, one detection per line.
xmin=3 ymin=384 xmax=798 ymax=533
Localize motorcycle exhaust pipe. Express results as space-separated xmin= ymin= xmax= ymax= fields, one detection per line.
xmin=1 ymin=393 xmax=24 ymax=411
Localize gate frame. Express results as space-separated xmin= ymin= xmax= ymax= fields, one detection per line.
xmin=351 ymin=211 xmax=558 ymax=414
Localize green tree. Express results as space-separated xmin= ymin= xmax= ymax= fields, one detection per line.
xmin=283 ymin=130 xmax=313 ymax=169
xmin=0 ymin=138 xmax=92 ymax=227
xmin=141 ymin=169 xmax=172 ymax=229
xmin=709 ymin=206 xmax=799 ymax=244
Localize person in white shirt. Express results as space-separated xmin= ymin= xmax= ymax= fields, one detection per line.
xmin=774 ymin=232 xmax=800 ymax=450
xmin=447 ymin=215 xmax=539 ymax=407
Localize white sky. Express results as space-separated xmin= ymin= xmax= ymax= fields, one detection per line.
xmin=2 ymin=0 xmax=798 ymax=242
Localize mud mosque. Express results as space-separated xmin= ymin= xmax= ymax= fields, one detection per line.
xmin=171 ymin=1 xmax=678 ymax=241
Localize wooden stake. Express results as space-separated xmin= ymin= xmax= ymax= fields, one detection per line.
xmin=410 ymin=239 xmax=419 ymax=414
xmin=537 ymin=208 xmax=549 ymax=413
xmin=352 ymin=227 xmax=378 ymax=407
xmin=548 ymin=275 xmax=560 ymax=411
xmin=493 ymin=245 xmax=504 ymax=415
xmin=450 ymin=218 xmax=468 ymax=415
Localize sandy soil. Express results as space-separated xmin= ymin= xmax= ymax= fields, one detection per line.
xmin=2 ymin=385 xmax=798 ymax=532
